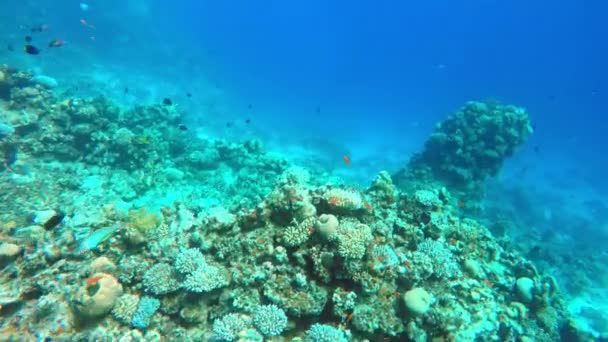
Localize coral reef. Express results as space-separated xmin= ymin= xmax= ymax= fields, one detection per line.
xmin=0 ymin=66 xmax=595 ymax=341
xmin=395 ymin=100 xmax=533 ymax=195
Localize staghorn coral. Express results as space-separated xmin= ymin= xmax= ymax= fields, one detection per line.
xmin=305 ymin=323 xmax=350 ymax=342
xmin=252 ymin=304 xmax=288 ymax=337
xmin=142 ymin=263 xmax=180 ymax=295
xmin=131 ymin=296 xmax=160 ymax=330
xmin=212 ymin=313 xmax=253 ymax=341
xmin=182 ymin=263 xmax=229 ymax=293
xmin=174 ymin=247 xmax=206 ymax=275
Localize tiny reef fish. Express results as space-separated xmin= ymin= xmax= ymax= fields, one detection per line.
xmin=78 ymin=225 xmax=120 ymax=254
xmin=42 ymin=212 xmax=65 ymax=230
xmin=30 ymin=24 xmax=49 ymax=33
xmin=4 ymin=144 xmax=18 ymax=170
xmin=24 ymin=44 xmax=40 ymax=55
xmin=343 ymin=155 xmax=351 ymax=166
xmin=49 ymin=39 xmax=65 ymax=48
xmin=85 ymin=275 xmax=104 ymax=286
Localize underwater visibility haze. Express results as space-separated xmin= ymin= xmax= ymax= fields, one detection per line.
xmin=0 ymin=0 xmax=607 ymax=340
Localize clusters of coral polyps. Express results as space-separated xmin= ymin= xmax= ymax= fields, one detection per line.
xmin=397 ymin=100 xmax=533 ymax=192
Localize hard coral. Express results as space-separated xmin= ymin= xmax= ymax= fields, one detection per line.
xmin=396 ymin=100 xmax=532 ymax=193
xmin=305 ymin=323 xmax=350 ymax=342
xmin=112 ymin=294 xmax=140 ymax=325
xmin=72 ymin=272 xmax=123 ymax=318
xmin=252 ymin=304 xmax=288 ymax=337
xmin=174 ymin=247 xmax=206 ymax=275
xmin=142 ymin=263 xmax=180 ymax=295
xmin=126 ymin=207 xmax=161 ymax=234
xmin=131 ymin=296 xmax=160 ymax=330
xmin=212 ymin=313 xmax=252 ymax=341
xmin=182 ymin=263 xmax=229 ymax=293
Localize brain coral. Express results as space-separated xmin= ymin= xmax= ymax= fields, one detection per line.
xmin=112 ymin=294 xmax=140 ymax=325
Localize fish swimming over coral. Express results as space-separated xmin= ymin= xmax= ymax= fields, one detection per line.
xmin=78 ymin=225 xmax=121 ymax=254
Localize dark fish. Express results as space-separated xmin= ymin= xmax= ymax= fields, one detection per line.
xmin=247 ymin=104 xmax=252 ymax=110
xmin=30 ymin=24 xmax=48 ymax=33
xmin=178 ymin=124 xmax=188 ymax=131
xmin=226 ymin=122 xmax=232 ymax=127
xmin=316 ymin=106 xmax=321 ymax=114
xmin=245 ymin=119 xmax=251 ymax=124
xmin=7 ymin=44 xmax=14 ymax=51
xmin=186 ymin=93 xmax=192 ymax=97
xmin=43 ymin=212 xmax=65 ymax=230
xmin=533 ymin=145 xmax=540 ymax=154
xmin=4 ymin=144 xmax=18 ymax=168
xmin=124 ymin=87 xmax=129 ymax=94
xmin=162 ymin=98 xmax=172 ymax=105
xmin=24 ymin=44 xmax=40 ymax=55
xmin=25 ymin=36 xmax=32 ymax=42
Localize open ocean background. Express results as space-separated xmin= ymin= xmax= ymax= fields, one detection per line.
xmin=2 ymin=0 xmax=607 ymax=335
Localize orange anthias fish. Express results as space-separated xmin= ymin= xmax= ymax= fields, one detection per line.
xmin=343 ymin=155 xmax=351 ymax=166
xmin=458 ymin=199 xmax=465 ymax=208
xmin=85 ymin=275 xmax=104 ymax=286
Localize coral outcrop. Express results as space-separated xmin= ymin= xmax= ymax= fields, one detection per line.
xmin=395 ymin=100 xmax=533 ymax=195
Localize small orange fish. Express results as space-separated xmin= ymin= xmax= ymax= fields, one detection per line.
xmin=458 ymin=199 xmax=465 ymax=208
xmin=345 ymin=312 xmax=353 ymax=324
xmin=60 ymin=98 xmax=72 ymax=108
xmin=343 ymin=155 xmax=351 ymax=166
xmin=363 ymin=200 xmax=372 ymax=211
xmin=85 ymin=275 xmax=103 ymax=286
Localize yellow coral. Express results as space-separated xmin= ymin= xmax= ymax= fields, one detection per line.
xmin=126 ymin=207 xmax=161 ymax=233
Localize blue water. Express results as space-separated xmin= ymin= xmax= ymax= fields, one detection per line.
xmin=2 ymin=0 xmax=607 ymax=335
